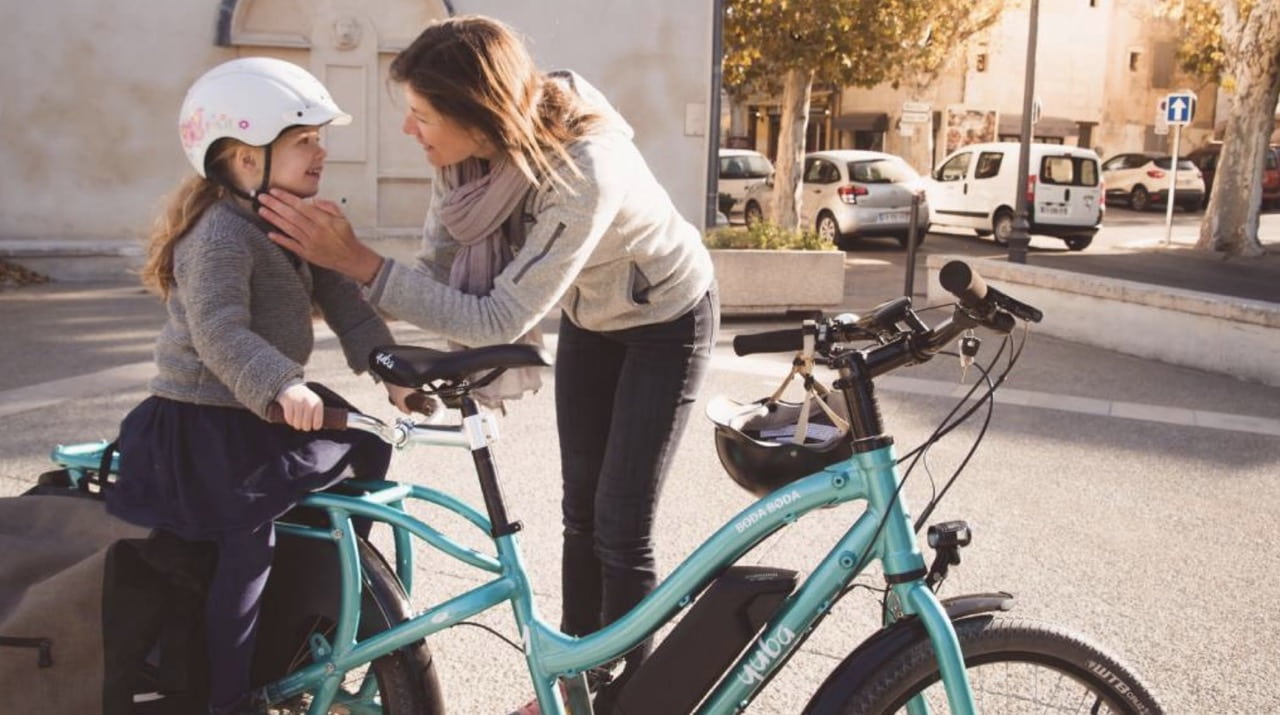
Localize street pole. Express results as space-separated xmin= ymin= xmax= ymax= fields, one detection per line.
xmin=1007 ymin=0 xmax=1039 ymax=264
xmin=705 ymin=0 xmax=725 ymax=230
xmin=904 ymin=191 xmax=922 ymax=297
xmin=1164 ymin=123 xmax=1182 ymax=246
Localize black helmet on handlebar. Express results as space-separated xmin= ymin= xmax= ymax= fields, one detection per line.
xmin=707 ymin=393 xmax=852 ymax=497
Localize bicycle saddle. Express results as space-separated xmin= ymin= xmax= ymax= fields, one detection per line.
xmin=368 ymin=343 xmax=553 ymax=388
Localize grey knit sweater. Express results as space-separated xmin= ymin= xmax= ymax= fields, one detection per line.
xmin=149 ymin=199 xmax=393 ymax=418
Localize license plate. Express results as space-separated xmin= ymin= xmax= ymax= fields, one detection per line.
xmin=877 ymin=211 xmax=909 ymax=224
xmin=1039 ymin=204 xmax=1068 ymax=216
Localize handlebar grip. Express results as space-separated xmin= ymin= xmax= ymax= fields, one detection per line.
xmin=265 ymin=403 xmax=350 ymax=430
xmin=938 ymin=260 xmax=988 ymax=308
xmin=733 ymin=328 xmax=804 ymax=356
xmin=939 ymin=260 xmax=1043 ymax=325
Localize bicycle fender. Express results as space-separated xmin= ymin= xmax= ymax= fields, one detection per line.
xmin=801 ymin=591 xmax=1015 ymax=715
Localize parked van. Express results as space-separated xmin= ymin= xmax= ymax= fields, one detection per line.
xmin=923 ymin=142 xmax=1103 ymax=251
xmin=718 ymin=148 xmax=774 ymax=223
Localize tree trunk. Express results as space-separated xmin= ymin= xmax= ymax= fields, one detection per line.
xmin=726 ymin=95 xmax=750 ymax=147
xmin=771 ymin=67 xmax=814 ymax=232
xmin=1197 ymin=1 xmax=1280 ymax=257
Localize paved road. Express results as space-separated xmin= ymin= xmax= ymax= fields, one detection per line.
xmin=1 ymin=214 xmax=1278 ymax=712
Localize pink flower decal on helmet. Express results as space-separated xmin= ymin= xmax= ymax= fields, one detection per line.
xmin=179 ymin=108 xmax=206 ymax=150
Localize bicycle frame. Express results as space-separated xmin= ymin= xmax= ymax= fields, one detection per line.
xmin=49 ymin=346 xmax=982 ymax=715
xmin=197 ymin=420 xmax=974 ymax=714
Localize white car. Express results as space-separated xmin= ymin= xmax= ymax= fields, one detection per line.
xmin=923 ymin=142 xmax=1103 ymax=251
xmin=1100 ymin=152 xmax=1204 ymax=212
xmin=717 ymin=148 xmax=774 ymax=224
xmin=741 ymin=150 xmax=930 ymax=250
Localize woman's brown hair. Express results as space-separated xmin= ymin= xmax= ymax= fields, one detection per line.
xmin=389 ymin=15 xmax=600 ymax=188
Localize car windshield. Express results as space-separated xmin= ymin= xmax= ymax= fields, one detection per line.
xmin=847 ymin=158 xmax=917 ymax=184
xmin=1152 ymin=157 xmax=1197 ymax=171
xmin=721 ymin=154 xmax=773 ymax=179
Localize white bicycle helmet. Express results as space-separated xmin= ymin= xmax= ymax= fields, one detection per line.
xmin=178 ymin=57 xmax=351 ymax=178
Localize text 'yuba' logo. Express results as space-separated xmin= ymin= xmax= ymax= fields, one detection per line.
xmin=737 ymin=626 xmax=796 ymax=686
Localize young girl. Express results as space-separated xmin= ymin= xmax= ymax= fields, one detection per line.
xmin=105 ymin=57 xmax=410 ymax=715
xmin=260 ymin=16 xmax=719 ymax=713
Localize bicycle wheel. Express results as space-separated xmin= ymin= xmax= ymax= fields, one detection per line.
xmin=255 ymin=535 xmax=446 ymax=714
xmin=820 ymin=614 xmax=1164 ymax=714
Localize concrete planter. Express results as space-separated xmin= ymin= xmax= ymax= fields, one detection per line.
xmin=710 ymin=249 xmax=846 ymax=316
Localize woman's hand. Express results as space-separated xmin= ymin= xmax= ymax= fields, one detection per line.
xmin=275 ymin=382 xmax=325 ymax=431
xmin=384 ymin=383 xmax=416 ymax=415
xmin=259 ymin=189 xmax=385 ymax=285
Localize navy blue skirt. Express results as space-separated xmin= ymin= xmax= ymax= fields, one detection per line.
xmin=107 ymin=385 xmax=391 ymax=539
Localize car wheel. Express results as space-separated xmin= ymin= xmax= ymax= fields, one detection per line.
xmin=744 ymin=201 xmax=763 ymax=227
xmin=896 ymin=225 xmax=928 ymax=249
xmin=991 ymin=210 xmax=1014 ymax=246
xmin=1064 ymin=235 xmax=1093 ymax=251
xmin=1130 ymin=186 xmax=1150 ymax=212
xmin=816 ymin=212 xmax=843 ymax=247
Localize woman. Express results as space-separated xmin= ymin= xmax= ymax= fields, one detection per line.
xmin=107 ymin=57 xmax=411 ymax=715
xmin=259 ymin=15 xmax=719 ymax=711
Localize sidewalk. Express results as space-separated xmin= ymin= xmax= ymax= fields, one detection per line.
xmin=1026 ymin=239 xmax=1280 ymax=304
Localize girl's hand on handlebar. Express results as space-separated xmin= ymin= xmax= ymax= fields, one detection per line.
xmin=274 ymin=382 xmax=325 ymax=431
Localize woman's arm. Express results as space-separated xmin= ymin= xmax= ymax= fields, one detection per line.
xmin=367 ymin=139 xmax=627 ymax=345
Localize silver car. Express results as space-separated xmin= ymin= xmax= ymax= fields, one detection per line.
xmin=743 ymin=150 xmax=930 ymax=249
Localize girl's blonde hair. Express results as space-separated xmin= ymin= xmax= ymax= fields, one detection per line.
xmin=389 ymin=15 xmax=600 ymax=188
xmin=139 ymin=139 xmax=239 ymax=298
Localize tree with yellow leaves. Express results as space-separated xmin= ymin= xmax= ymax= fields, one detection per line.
xmin=723 ymin=0 xmax=1006 ymax=231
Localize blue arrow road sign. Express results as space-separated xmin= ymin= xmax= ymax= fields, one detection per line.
xmin=1166 ymin=93 xmax=1196 ymax=124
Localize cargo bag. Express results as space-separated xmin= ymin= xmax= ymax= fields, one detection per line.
xmin=0 ymin=480 xmax=214 ymax=715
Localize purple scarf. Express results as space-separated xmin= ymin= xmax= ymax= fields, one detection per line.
xmin=438 ymin=157 xmax=543 ymax=409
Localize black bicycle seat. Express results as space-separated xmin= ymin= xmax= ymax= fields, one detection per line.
xmin=368 ymin=344 xmax=553 ymax=388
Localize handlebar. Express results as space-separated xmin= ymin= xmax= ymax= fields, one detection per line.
xmin=732 ymin=260 xmax=1040 ymax=372
xmin=265 ymin=403 xmax=351 ymax=430
xmin=265 ymin=391 xmax=441 ymax=434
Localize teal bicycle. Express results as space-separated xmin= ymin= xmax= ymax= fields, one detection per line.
xmin=49 ymin=260 xmax=1164 ymax=713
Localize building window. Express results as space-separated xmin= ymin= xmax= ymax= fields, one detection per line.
xmin=1128 ymin=50 xmax=1141 ymax=72
xmin=1152 ymin=41 xmax=1175 ymax=88
xmin=976 ymin=52 xmax=988 ymax=73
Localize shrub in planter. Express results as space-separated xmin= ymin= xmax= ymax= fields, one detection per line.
xmin=704 ymin=222 xmax=844 ymax=315
xmin=704 ymin=222 xmax=827 ymax=251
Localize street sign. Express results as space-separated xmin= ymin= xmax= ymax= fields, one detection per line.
xmin=1165 ymin=92 xmax=1196 ymax=125
xmin=901 ymin=101 xmax=931 ymax=124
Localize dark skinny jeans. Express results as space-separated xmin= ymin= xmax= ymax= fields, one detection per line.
xmin=554 ymin=289 xmax=719 ymax=684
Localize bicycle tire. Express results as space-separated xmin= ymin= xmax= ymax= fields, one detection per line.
xmin=256 ymin=535 xmax=446 ymax=714
xmin=816 ymin=614 xmax=1164 ymax=714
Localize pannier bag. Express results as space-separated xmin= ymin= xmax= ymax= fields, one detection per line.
xmin=0 ymin=486 xmax=214 ymax=714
